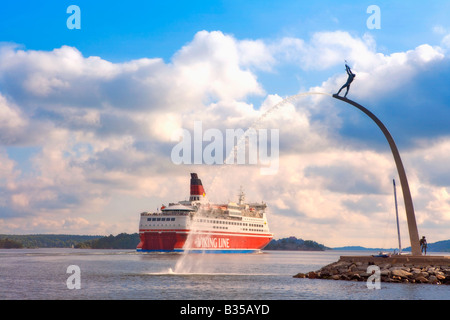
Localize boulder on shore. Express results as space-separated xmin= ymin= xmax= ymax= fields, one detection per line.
xmin=294 ymin=256 xmax=450 ymax=285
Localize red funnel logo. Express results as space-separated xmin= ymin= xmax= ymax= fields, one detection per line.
xmin=190 ymin=173 xmax=205 ymax=196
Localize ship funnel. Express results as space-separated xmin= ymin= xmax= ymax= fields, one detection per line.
xmin=190 ymin=173 xmax=206 ymax=202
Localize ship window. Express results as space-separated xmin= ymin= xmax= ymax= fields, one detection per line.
xmin=157 ymin=218 xmax=161 ymax=221
xmin=171 ymin=218 xmax=175 ymax=221
xmin=161 ymin=218 xmax=166 ymax=221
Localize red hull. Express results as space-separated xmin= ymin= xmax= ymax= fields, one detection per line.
xmin=137 ymin=229 xmax=273 ymax=253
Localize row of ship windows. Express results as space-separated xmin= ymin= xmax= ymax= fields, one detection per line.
xmin=147 ymin=217 xmax=265 ymax=228
xmin=147 ymin=217 xmax=176 ymax=222
xmin=195 ymin=219 xmax=265 ymax=228
xmin=212 ymin=225 xmax=264 ymax=232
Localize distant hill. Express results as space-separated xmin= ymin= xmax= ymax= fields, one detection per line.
xmin=332 ymin=246 xmax=394 ymax=251
xmin=0 ymin=234 xmax=103 ymax=248
xmin=75 ymin=233 xmax=140 ymax=249
xmin=402 ymin=239 xmax=450 ymax=253
xmin=333 ymin=239 xmax=450 ymax=253
xmin=428 ymin=240 xmax=450 ymax=252
xmin=0 ymin=233 xmax=141 ymax=249
xmin=0 ymin=238 xmax=23 ymax=248
xmin=264 ymin=236 xmax=329 ymax=251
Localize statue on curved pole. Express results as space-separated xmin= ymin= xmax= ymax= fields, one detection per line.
xmin=336 ymin=62 xmax=356 ymax=98
xmin=331 ymin=68 xmax=421 ymax=255
xmin=255 ymin=89 xmax=422 ymax=255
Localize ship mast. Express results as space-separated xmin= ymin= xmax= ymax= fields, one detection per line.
xmin=238 ymin=186 xmax=245 ymax=205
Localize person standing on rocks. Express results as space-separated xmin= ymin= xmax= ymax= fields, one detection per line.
xmin=419 ymin=236 xmax=427 ymax=255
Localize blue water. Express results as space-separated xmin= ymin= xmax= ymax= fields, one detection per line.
xmin=0 ymin=248 xmax=449 ymax=300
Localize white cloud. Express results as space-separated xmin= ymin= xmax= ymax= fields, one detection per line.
xmin=173 ymin=30 xmax=265 ymax=102
xmin=272 ymin=31 xmax=381 ymax=71
xmin=442 ymin=34 xmax=450 ymax=51
xmin=433 ymin=25 xmax=447 ymax=35
xmin=0 ymin=95 xmax=27 ymax=144
xmin=238 ymin=39 xmax=275 ymax=71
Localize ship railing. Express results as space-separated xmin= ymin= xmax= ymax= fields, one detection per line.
xmin=140 ymin=211 xmax=190 ymax=216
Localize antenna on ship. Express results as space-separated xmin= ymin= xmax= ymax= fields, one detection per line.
xmin=238 ymin=186 xmax=245 ymax=205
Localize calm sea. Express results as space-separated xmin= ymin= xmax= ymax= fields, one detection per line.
xmin=1 ymin=248 xmax=449 ymax=303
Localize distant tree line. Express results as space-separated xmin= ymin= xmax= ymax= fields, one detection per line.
xmin=0 ymin=234 xmax=103 ymax=248
xmin=75 ymin=233 xmax=140 ymax=249
xmin=0 ymin=238 xmax=23 ymax=248
xmin=264 ymin=236 xmax=329 ymax=251
xmin=0 ymin=233 xmax=140 ymax=249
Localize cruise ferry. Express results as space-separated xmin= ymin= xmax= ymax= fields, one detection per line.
xmin=136 ymin=173 xmax=273 ymax=253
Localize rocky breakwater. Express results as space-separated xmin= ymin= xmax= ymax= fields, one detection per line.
xmin=293 ymin=255 xmax=450 ymax=285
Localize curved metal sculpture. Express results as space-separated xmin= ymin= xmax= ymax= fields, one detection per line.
xmin=333 ymin=94 xmax=421 ymax=256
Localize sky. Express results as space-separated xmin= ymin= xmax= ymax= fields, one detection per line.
xmin=1 ymin=0 xmax=450 ymax=248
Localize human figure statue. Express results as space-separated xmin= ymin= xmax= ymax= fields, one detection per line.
xmin=336 ymin=63 xmax=355 ymax=98
xmin=419 ymin=236 xmax=427 ymax=255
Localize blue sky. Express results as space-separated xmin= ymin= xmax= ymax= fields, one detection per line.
xmin=2 ymin=1 xmax=450 ymax=98
xmin=1 ymin=1 xmax=450 ymax=248
xmin=3 ymin=1 xmax=449 ymax=59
